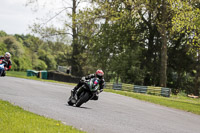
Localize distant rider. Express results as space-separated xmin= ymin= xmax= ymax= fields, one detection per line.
xmin=0 ymin=52 xmax=12 ymax=76
xmin=71 ymin=69 xmax=105 ymax=100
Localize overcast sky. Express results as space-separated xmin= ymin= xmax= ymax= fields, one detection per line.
xmin=0 ymin=0 xmax=66 ymax=35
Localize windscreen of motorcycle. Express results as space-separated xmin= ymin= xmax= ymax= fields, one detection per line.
xmin=88 ymin=78 xmax=99 ymax=91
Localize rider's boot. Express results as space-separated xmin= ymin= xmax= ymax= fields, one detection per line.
xmin=2 ymin=70 xmax=6 ymax=76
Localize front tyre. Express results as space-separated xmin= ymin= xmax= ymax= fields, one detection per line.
xmin=68 ymin=100 xmax=74 ymax=106
xmin=75 ymin=92 xmax=90 ymax=107
xmin=67 ymin=96 xmax=74 ymax=106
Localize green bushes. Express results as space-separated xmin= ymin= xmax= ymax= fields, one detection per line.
xmin=0 ymin=32 xmax=69 ymax=72
xmin=0 ymin=42 xmax=7 ymax=55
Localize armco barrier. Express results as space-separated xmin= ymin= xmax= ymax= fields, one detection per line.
xmin=113 ymin=83 xmax=122 ymax=90
xmin=133 ymin=85 xmax=147 ymax=94
xmin=122 ymin=84 xmax=134 ymax=92
xmin=147 ymin=86 xmax=162 ymax=95
xmin=105 ymin=82 xmax=171 ymax=97
xmin=161 ymin=87 xmax=171 ymax=97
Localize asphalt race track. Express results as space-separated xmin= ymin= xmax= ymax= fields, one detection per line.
xmin=0 ymin=77 xmax=200 ymax=133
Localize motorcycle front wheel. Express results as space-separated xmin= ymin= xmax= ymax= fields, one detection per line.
xmin=75 ymin=92 xmax=90 ymax=107
xmin=68 ymin=97 xmax=74 ymax=106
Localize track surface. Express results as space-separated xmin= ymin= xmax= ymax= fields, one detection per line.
xmin=0 ymin=77 xmax=200 ymax=133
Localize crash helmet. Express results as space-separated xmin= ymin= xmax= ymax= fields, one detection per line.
xmin=4 ymin=52 xmax=11 ymax=61
xmin=95 ymin=69 xmax=104 ymax=79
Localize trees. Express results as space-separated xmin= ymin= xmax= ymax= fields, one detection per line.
xmin=0 ymin=42 xmax=7 ymax=55
xmin=169 ymin=0 xmax=200 ymax=95
xmin=27 ymin=0 xmax=86 ymax=76
xmin=159 ymin=0 xmax=168 ymax=87
xmin=0 ymin=35 xmax=32 ymax=71
xmin=17 ymin=0 xmax=200 ymax=95
xmin=0 ymin=33 xmax=69 ymax=71
xmin=0 ymin=30 xmax=7 ymax=37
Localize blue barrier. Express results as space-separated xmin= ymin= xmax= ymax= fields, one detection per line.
xmin=105 ymin=82 xmax=171 ymax=97
xmin=113 ymin=83 xmax=122 ymax=90
xmin=133 ymin=85 xmax=147 ymax=94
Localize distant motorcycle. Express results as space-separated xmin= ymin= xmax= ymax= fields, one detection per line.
xmin=68 ymin=77 xmax=101 ymax=107
xmin=0 ymin=59 xmax=7 ymax=76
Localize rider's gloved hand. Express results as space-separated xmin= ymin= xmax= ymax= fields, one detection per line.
xmin=4 ymin=67 xmax=8 ymax=71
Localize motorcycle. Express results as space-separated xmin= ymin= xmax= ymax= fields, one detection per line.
xmin=68 ymin=77 xmax=101 ymax=107
xmin=0 ymin=59 xmax=7 ymax=76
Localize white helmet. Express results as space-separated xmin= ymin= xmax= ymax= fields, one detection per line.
xmin=4 ymin=52 xmax=11 ymax=61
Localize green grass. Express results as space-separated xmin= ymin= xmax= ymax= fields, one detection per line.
xmin=0 ymin=100 xmax=85 ymax=133
xmin=6 ymin=71 xmax=27 ymax=77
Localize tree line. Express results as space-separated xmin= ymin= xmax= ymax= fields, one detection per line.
xmin=0 ymin=30 xmax=71 ymax=72
xmin=2 ymin=0 xmax=200 ymax=96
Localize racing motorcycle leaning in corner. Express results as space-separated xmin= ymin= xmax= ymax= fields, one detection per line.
xmin=68 ymin=70 xmax=105 ymax=107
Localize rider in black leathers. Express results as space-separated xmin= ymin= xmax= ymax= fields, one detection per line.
xmin=71 ymin=69 xmax=105 ymax=100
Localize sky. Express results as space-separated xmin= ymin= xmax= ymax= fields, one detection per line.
xmin=0 ymin=0 xmax=66 ymax=35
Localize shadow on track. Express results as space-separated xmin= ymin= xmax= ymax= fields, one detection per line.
xmin=65 ymin=104 xmax=92 ymax=109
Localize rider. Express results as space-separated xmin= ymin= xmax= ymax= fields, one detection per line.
xmin=0 ymin=52 xmax=12 ymax=76
xmin=71 ymin=69 xmax=105 ymax=99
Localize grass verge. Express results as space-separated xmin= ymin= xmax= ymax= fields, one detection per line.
xmin=0 ymin=100 xmax=85 ymax=133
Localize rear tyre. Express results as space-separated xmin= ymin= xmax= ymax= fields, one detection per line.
xmin=75 ymin=92 xmax=90 ymax=107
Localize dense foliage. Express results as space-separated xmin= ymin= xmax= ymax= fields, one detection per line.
xmin=2 ymin=0 xmax=200 ymax=95
xmin=0 ymin=30 xmax=71 ymax=72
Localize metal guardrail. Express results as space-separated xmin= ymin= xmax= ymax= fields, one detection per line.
xmin=134 ymin=85 xmax=147 ymax=94
xmin=161 ymin=87 xmax=171 ymax=97
xmin=105 ymin=82 xmax=171 ymax=97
